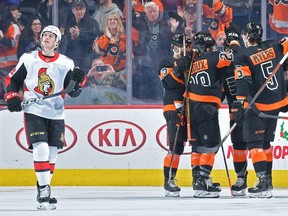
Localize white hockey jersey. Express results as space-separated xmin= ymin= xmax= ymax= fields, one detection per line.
xmin=7 ymin=51 xmax=75 ymax=119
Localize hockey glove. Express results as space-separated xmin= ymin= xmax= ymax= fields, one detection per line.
xmin=175 ymin=108 xmax=185 ymax=127
xmin=70 ymin=67 xmax=85 ymax=83
xmin=231 ymin=101 xmax=244 ymax=127
xmin=225 ymin=22 xmax=240 ymax=43
xmin=173 ymin=55 xmax=192 ymax=77
xmin=4 ymin=92 xmax=22 ymax=112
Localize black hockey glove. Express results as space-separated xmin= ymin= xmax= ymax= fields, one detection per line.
xmin=225 ymin=22 xmax=240 ymax=43
xmin=231 ymin=101 xmax=244 ymax=127
xmin=173 ymin=55 xmax=192 ymax=77
xmin=70 ymin=67 xmax=85 ymax=83
xmin=4 ymin=92 xmax=22 ymax=112
xmin=175 ymin=108 xmax=185 ymax=127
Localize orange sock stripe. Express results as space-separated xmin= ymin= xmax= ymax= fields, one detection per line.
xmin=233 ymin=150 xmax=247 ymax=162
xmin=191 ymin=152 xmax=201 ymax=166
xmin=199 ymin=153 xmax=215 ymax=167
xmin=250 ymin=148 xmax=267 ymax=164
xmin=164 ymin=154 xmax=180 ymax=168
xmin=50 ymin=163 xmax=55 ymax=174
xmin=34 ymin=161 xmax=50 ymax=172
xmin=264 ymin=148 xmax=273 ymax=162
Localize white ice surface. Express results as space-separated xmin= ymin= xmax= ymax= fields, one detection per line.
xmin=0 ymin=187 xmax=287 ymax=216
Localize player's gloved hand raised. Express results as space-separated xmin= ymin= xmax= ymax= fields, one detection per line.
xmin=231 ymin=100 xmax=244 ymax=126
xmin=225 ymin=22 xmax=240 ymax=43
xmin=173 ymin=55 xmax=192 ymax=77
xmin=4 ymin=92 xmax=22 ymax=112
xmin=70 ymin=67 xmax=85 ymax=83
xmin=175 ymin=108 xmax=185 ymax=127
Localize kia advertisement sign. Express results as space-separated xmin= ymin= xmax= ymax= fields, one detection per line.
xmin=156 ymin=124 xmax=192 ymax=154
xmin=88 ymin=120 xmax=146 ymax=155
xmin=15 ymin=125 xmax=77 ymax=154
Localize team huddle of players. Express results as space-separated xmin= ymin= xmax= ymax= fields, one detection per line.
xmin=160 ymin=22 xmax=288 ymax=198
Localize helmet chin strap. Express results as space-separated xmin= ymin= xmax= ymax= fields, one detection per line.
xmin=41 ymin=41 xmax=58 ymax=55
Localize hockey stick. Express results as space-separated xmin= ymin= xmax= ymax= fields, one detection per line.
xmin=168 ymin=37 xmax=195 ymax=182
xmin=0 ymin=80 xmax=76 ymax=111
xmin=249 ymin=99 xmax=288 ymax=120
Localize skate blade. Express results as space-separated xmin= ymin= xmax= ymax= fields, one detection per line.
xmin=248 ymin=191 xmax=273 ymax=198
xmin=165 ymin=190 xmax=180 ymax=197
xmin=232 ymin=189 xmax=246 ymax=197
xmin=37 ymin=202 xmax=56 ymax=210
xmin=193 ymin=190 xmax=220 ymax=198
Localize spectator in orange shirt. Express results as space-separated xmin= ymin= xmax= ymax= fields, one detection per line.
xmin=93 ymin=13 xmax=127 ymax=72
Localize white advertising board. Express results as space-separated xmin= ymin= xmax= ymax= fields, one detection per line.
xmin=1 ymin=107 xmax=288 ymax=170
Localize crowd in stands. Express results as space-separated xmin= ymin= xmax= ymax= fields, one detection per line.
xmin=0 ymin=0 xmax=287 ymax=104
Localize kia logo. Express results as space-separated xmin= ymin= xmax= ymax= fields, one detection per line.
xmin=16 ymin=125 xmax=77 ymax=154
xmin=156 ymin=124 xmax=191 ymax=154
xmin=88 ymin=120 xmax=146 ymax=155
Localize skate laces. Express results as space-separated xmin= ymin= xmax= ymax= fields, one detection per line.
xmin=39 ymin=186 xmax=50 ymax=198
xmin=234 ymin=177 xmax=245 ymax=187
xmin=168 ymin=179 xmax=178 ymax=187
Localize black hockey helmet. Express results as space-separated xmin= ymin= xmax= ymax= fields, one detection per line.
xmin=171 ymin=34 xmax=192 ymax=48
xmin=194 ymin=31 xmax=215 ymax=54
xmin=242 ymin=22 xmax=263 ymax=42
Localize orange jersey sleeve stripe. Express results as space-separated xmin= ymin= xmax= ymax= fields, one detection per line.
xmin=254 ymin=97 xmax=288 ymax=111
xmin=188 ymin=92 xmax=221 ymax=108
xmin=250 ymin=148 xmax=267 ymax=164
xmin=164 ymin=154 xmax=180 ymax=168
xmin=191 ymin=152 xmax=201 ymax=166
xmin=233 ymin=150 xmax=247 ymax=163
xmin=170 ymin=71 xmax=185 ymax=85
xmin=199 ymin=153 xmax=215 ymax=167
xmin=163 ymin=104 xmax=176 ymax=112
xmin=234 ymin=66 xmax=251 ymax=79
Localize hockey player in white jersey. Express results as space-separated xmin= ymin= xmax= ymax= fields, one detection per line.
xmin=4 ymin=25 xmax=86 ymax=210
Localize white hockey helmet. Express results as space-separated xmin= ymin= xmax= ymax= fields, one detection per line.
xmin=40 ymin=25 xmax=62 ymax=45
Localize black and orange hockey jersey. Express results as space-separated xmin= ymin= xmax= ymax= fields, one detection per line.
xmin=159 ymin=60 xmax=186 ymax=113
xmin=187 ymin=50 xmax=233 ymax=108
xmin=234 ymin=37 xmax=288 ymax=111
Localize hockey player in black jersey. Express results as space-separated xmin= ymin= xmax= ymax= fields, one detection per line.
xmin=5 ymin=25 xmax=86 ymax=210
xmin=186 ymin=31 xmax=233 ymax=198
xmin=158 ymin=34 xmax=192 ymax=197
xmin=222 ymin=23 xmax=249 ymax=196
xmin=232 ymin=22 xmax=288 ymax=198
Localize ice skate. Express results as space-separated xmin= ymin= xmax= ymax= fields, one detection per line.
xmin=193 ymin=173 xmax=220 ymax=190
xmin=232 ymin=171 xmax=247 ymax=197
xmin=267 ymin=174 xmax=273 ymax=191
xmin=36 ymin=184 xmax=55 ymax=210
xmin=248 ymin=175 xmax=272 ymax=198
xmin=164 ymin=178 xmax=181 ymax=197
xmin=193 ymin=175 xmax=221 ymax=198
xmin=37 ymin=182 xmax=57 ymax=210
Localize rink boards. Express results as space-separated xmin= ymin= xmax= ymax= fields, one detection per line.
xmin=0 ymin=105 xmax=288 ymax=187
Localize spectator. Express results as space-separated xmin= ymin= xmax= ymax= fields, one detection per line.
xmin=66 ymin=58 xmax=126 ymax=105
xmin=36 ymin=0 xmax=54 ymax=26
xmin=132 ymin=1 xmax=174 ymax=100
xmin=9 ymin=4 xmax=26 ymax=30
xmin=202 ymin=0 xmax=233 ymax=40
xmin=60 ymin=0 xmax=100 ymax=73
xmin=0 ymin=1 xmax=21 ymax=99
xmin=58 ymin=0 xmax=73 ymax=34
xmin=214 ymin=30 xmax=226 ymax=51
xmin=86 ymin=58 xmax=126 ymax=90
xmin=268 ymin=0 xmax=288 ymax=40
xmin=93 ymin=13 xmax=127 ymax=72
xmin=17 ymin=15 xmax=44 ymax=59
xmin=91 ymin=0 xmax=123 ymax=34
